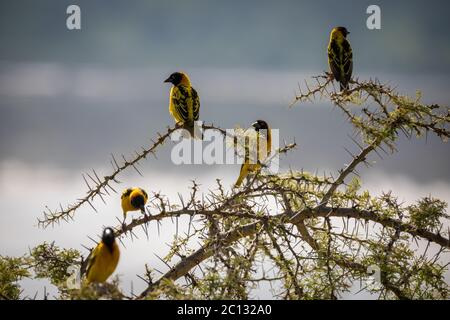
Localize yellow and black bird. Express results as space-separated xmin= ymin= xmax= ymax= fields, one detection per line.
xmin=164 ymin=72 xmax=200 ymax=138
xmin=83 ymin=227 xmax=120 ymax=284
xmin=328 ymin=26 xmax=353 ymax=91
xmin=121 ymin=187 xmax=148 ymax=221
xmin=234 ymin=120 xmax=272 ymax=188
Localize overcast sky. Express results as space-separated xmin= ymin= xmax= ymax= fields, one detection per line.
xmin=0 ymin=0 xmax=449 ymax=299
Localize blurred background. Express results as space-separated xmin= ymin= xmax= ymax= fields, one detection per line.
xmin=0 ymin=0 xmax=449 ymax=299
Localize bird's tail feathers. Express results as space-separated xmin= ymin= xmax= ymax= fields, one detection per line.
xmin=183 ymin=122 xmax=203 ymax=140
xmin=340 ymin=81 xmax=349 ymax=92
xmin=234 ymin=176 xmax=244 ymax=188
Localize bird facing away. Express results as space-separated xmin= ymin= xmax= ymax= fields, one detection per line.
xmin=164 ymin=72 xmax=200 ymax=138
xmin=121 ymin=187 xmax=148 ymax=221
xmin=84 ymin=227 xmax=120 ymax=284
xmin=234 ymin=120 xmax=272 ymax=188
xmin=328 ymin=26 xmax=353 ymax=91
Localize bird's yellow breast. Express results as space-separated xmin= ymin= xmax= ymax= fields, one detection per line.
xmin=121 ymin=196 xmax=135 ymax=214
xmin=168 ymin=86 xmax=184 ymax=123
xmin=86 ymin=242 xmax=120 ymax=283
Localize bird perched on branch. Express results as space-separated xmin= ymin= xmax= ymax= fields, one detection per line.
xmin=83 ymin=227 xmax=120 ymax=284
xmin=328 ymin=26 xmax=353 ymax=91
xmin=121 ymin=187 xmax=148 ymax=222
xmin=164 ymin=71 xmax=201 ymax=139
xmin=234 ymin=120 xmax=272 ymax=188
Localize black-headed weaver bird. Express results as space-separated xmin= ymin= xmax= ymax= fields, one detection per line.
xmin=121 ymin=187 xmax=148 ymax=222
xmin=328 ymin=26 xmax=353 ymax=91
xmin=83 ymin=227 xmax=120 ymax=284
xmin=234 ymin=120 xmax=272 ymax=188
xmin=164 ymin=72 xmax=200 ymax=138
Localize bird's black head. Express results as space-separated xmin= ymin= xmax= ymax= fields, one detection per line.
xmin=336 ymin=26 xmax=350 ymax=37
xmin=252 ymin=120 xmax=269 ymax=131
xmin=164 ymin=72 xmax=183 ymax=85
xmin=102 ymin=227 xmax=115 ymax=248
xmin=131 ymin=194 xmax=145 ymax=210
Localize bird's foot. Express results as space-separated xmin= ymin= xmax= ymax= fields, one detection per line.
xmin=121 ymin=219 xmax=127 ymax=232
xmin=141 ymin=208 xmax=151 ymax=220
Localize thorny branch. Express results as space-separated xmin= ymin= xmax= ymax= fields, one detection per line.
xmin=38 ymin=123 xmax=245 ymax=228
xmin=132 ymin=75 xmax=449 ymax=299
xmin=133 ymin=200 xmax=449 ymax=298
xmin=39 ymin=125 xmax=180 ymax=227
xmin=33 ymin=74 xmax=450 ymax=300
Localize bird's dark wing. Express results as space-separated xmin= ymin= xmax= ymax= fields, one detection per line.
xmin=139 ymin=188 xmax=148 ymax=200
xmin=80 ymin=248 xmax=94 ymax=278
xmin=328 ymin=40 xmax=342 ymax=82
xmin=121 ymin=188 xmax=132 ymax=200
xmin=342 ymin=39 xmax=353 ymax=85
xmin=83 ymin=245 xmax=100 ymax=279
xmin=191 ymin=87 xmax=200 ymax=121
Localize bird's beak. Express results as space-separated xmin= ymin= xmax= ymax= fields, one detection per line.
xmin=251 ymin=122 xmax=260 ymax=130
xmin=243 ymin=123 xmax=254 ymax=132
xmin=164 ymin=77 xmax=171 ymax=83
